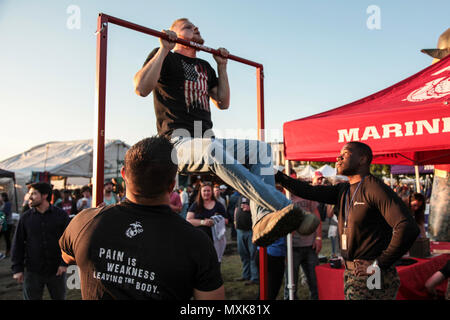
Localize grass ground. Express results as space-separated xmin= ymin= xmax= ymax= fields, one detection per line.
xmin=221 ymin=227 xmax=332 ymax=300
xmin=0 ymin=225 xmax=332 ymax=300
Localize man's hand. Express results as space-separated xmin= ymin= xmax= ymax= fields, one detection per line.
xmin=213 ymin=47 xmax=229 ymax=66
xmin=13 ymin=272 xmax=24 ymax=283
xmin=160 ymin=29 xmax=177 ymax=51
xmin=313 ymin=238 xmax=322 ymax=254
xmin=353 ymin=259 xmax=375 ymax=277
xmin=56 ymin=266 xmax=67 ymax=277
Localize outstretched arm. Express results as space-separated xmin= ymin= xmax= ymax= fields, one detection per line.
xmin=275 ymin=171 xmax=340 ymax=205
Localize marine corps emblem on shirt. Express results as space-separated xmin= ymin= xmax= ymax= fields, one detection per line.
xmin=125 ymin=221 xmax=144 ymax=238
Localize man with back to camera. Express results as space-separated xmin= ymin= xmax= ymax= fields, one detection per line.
xmin=275 ymin=141 xmax=420 ymax=300
xmin=11 ymin=182 xmax=70 ymax=300
xmin=133 ymin=18 xmax=319 ymax=247
xmin=59 ymin=136 xmax=224 ymax=300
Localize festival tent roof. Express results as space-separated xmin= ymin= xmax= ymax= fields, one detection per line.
xmin=295 ymin=165 xmax=316 ymax=178
xmin=283 ymin=54 xmax=450 ymax=165
xmin=317 ymin=164 xmax=336 ymax=177
xmin=0 ymin=139 xmax=130 ymax=180
xmin=0 ymin=168 xmax=15 ymax=179
xmin=390 ymin=165 xmax=434 ymax=175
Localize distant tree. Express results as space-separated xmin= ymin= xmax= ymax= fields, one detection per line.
xmin=370 ymin=164 xmax=390 ymax=179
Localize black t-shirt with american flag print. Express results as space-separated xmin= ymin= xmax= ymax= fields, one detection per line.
xmin=143 ymin=48 xmax=219 ymax=138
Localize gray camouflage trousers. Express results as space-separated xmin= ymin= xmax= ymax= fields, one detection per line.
xmin=344 ymin=266 xmax=400 ymax=300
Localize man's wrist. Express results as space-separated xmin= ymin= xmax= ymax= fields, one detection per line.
xmin=200 ymin=219 xmax=205 ymax=225
xmin=316 ymin=236 xmax=322 ymax=240
xmin=158 ymin=46 xmax=171 ymax=58
xmin=217 ymin=63 xmax=228 ymax=70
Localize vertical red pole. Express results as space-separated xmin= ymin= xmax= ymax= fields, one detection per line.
xmin=256 ymin=66 xmax=268 ymax=300
xmin=93 ymin=14 xmax=108 ymax=207
xmin=257 ymin=67 xmax=265 ymax=141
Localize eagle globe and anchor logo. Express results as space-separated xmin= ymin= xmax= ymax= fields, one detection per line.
xmin=404 ymin=66 xmax=450 ymax=102
xmin=125 ymin=221 xmax=144 ymax=238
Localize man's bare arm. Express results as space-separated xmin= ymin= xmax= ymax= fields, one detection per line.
xmin=210 ymin=48 xmax=230 ymax=110
xmin=193 ymin=285 xmax=225 ymax=300
xmin=133 ymin=30 xmax=176 ymax=97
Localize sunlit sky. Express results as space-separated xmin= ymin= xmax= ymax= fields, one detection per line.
xmin=0 ymin=0 xmax=448 ymax=162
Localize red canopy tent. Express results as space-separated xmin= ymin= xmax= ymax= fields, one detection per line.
xmin=283 ymin=54 xmax=450 ymax=165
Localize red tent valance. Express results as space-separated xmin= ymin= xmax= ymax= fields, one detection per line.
xmin=284 ymin=55 xmax=450 ymax=165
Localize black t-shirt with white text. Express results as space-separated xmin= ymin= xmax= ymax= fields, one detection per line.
xmin=59 ymin=199 xmax=222 ymax=300
xmin=143 ymin=48 xmax=219 ymax=138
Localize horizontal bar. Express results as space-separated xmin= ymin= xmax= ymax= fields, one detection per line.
xmin=98 ymin=13 xmax=263 ymax=68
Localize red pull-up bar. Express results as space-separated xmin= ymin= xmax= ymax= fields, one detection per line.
xmin=94 ymin=13 xmax=267 ymax=299
xmin=99 ymin=14 xmax=263 ymax=69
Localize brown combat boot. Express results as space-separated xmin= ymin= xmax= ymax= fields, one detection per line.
xmin=252 ymin=203 xmax=319 ymax=247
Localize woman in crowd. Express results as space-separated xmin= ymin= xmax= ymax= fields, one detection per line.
xmin=186 ymin=181 xmax=227 ymax=241
xmin=408 ymin=193 xmax=427 ymax=238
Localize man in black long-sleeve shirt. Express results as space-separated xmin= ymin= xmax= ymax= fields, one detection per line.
xmin=11 ymin=182 xmax=70 ymax=300
xmin=276 ymin=142 xmax=419 ymax=300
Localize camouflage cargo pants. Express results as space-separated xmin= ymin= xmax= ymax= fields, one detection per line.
xmin=344 ymin=266 xmax=400 ymax=300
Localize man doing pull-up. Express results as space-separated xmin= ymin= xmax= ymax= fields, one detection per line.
xmin=133 ymin=18 xmax=319 ymax=246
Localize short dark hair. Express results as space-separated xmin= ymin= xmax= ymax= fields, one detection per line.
xmin=124 ymin=136 xmax=177 ymax=198
xmin=348 ymin=142 xmax=373 ymax=165
xmin=409 ymin=193 xmax=426 ymax=224
xmin=81 ymin=185 xmax=91 ymax=194
xmin=30 ymin=182 xmax=52 ymax=202
xmin=1 ymin=192 xmax=8 ymax=202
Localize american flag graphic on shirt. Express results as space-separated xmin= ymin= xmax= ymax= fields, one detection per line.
xmin=181 ymin=60 xmax=210 ymax=112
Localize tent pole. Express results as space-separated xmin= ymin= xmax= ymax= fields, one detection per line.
xmin=13 ymin=177 xmax=19 ymax=213
xmin=285 ymin=159 xmax=295 ymax=300
xmin=414 ymin=165 xmax=421 ymax=193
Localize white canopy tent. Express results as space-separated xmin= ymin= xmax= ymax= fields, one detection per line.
xmin=316 ymin=164 xmax=349 ymax=183
xmin=317 ymin=164 xmax=336 ymax=177
xmin=295 ymin=165 xmax=316 ymax=179
xmin=0 ymin=139 xmax=129 ymax=210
